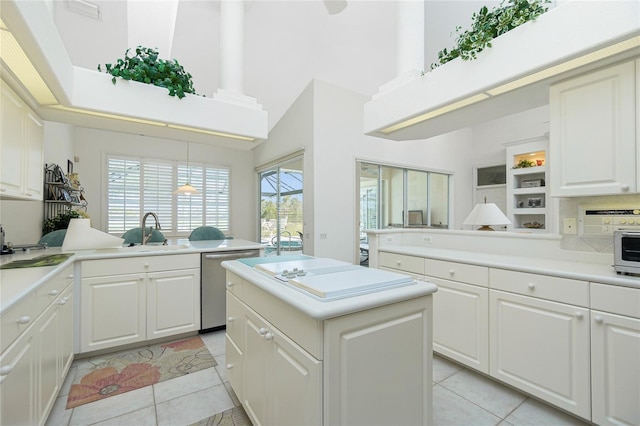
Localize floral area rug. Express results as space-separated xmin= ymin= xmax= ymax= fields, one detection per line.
xmin=66 ymin=336 xmax=217 ymax=409
xmin=189 ymin=406 xmax=252 ymax=426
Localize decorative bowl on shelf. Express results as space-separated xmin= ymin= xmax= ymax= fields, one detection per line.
xmin=523 ymin=222 xmax=544 ymax=229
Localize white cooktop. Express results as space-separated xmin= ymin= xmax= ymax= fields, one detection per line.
xmin=255 ymin=257 xmax=415 ymax=300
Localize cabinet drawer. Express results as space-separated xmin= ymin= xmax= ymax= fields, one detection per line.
xmin=379 ymin=252 xmax=424 ymax=275
xmin=82 ymin=253 xmax=199 ymax=277
xmin=242 ymin=282 xmax=322 ymax=359
xmin=224 ymin=334 xmax=243 ymax=399
xmin=225 ymin=272 xmax=243 ymax=297
xmin=490 ymin=268 xmax=588 ymax=307
xmin=35 ymin=265 xmax=74 ymax=313
xmin=425 ymin=259 xmax=488 ymax=287
xmin=226 ymin=292 xmax=245 ymax=349
xmin=1 ymin=293 xmax=37 ymax=353
xmin=590 ymin=283 xmax=640 ymax=319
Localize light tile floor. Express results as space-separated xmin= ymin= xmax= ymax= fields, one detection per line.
xmin=46 ymin=330 xmax=591 ymax=426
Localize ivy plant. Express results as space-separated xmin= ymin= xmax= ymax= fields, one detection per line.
xmin=430 ymin=0 xmax=550 ymax=70
xmin=98 ymin=46 xmax=198 ymax=99
xmin=43 ymin=210 xmax=81 ymax=235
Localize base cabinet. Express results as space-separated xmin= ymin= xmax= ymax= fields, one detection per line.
xmin=489 ymin=290 xmax=590 ymax=419
xmin=80 ymin=255 xmax=200 ymax=353
xmin=226 ymin=271 xmax=433 ymax=426
xmin=0 ymin=275 xmax=73 ymax=426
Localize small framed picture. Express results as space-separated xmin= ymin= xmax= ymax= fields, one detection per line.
xmin=528 ymin=197 xmax=543 ymax=207
xmin=59 ymin=188 xmax=71 ymax=202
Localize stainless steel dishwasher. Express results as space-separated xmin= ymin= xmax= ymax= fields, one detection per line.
xmin=200 ymin=250 xmax=260 ymax=333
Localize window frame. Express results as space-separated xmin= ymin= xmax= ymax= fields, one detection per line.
xmin=105 ymin=154 xmax=231 ymax=237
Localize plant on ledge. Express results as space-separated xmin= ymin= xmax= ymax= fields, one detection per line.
xmin=429 ymin=0 xmax=551 ymax=70
xmin=98 ymin=46 xmax=199 ymax=99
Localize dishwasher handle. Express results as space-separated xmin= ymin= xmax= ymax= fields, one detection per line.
xmin=204 ymin=251 xmax=258 ymax=260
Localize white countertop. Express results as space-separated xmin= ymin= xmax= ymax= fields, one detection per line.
xmin=221 ymin=258 xmax=438 ymax=320
xmin=379 ymin=245 xmax=640 ymax=289
xmin=0 ymin=239 xmax=264 ymax=313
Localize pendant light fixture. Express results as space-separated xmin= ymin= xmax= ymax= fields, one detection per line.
xmin=173 ymin=142 xmax=200 ymax=195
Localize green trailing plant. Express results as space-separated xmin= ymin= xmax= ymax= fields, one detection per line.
xmin=43 ymin=210 xmax=82 ymax=235
xmin=98 ymin=46 xmax=198 ymax=99
xmin=430 ymin=0 xmax=550 ymax=70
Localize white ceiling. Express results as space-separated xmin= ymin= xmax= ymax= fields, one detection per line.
xmin=52 ymin=0 xmax=401 ymax=132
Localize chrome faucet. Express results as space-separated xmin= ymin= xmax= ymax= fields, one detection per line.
xmin=141 ymin=212 xmax=161 ymax=245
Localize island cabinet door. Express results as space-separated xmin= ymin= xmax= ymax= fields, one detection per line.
xmin=489 ymin=290 xmax=590 ymax=420
xmin=324 ymin=296 xmax=433 ymax=426
xmin=242 ymin=306 xmax=321 ymax=426
xmin=591 ymin=310 xmax=640 ymax=426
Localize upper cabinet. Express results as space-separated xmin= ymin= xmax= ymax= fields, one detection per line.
xmin=0 ymin=81 xmax=44 ymax=201
xmin=549 ymin=60 xmax=637 ymax=197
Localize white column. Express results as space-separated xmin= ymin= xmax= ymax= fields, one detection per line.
xmin=214 ymin=0 xmax=261 ymax=109
xmin=372 ymin=0 xmax=425 ymax=98
xmin=396 ymin=0 xmax=425 ymax=77
xmin=219 ymin=0 xmax=244 ymax=94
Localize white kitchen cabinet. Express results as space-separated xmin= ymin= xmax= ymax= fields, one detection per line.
xmin=590 ymin=283 xmax=640 ymax=426
xmin=226 ymin=269 xmax=433 ymax=426
xmin=0 ymin=324 xmax=36 ymax=426
xmin=146 ymin=268 xmax=200 ymax=340
xmin=550 ymin=60 xmax=637 ymax=197
xmin=425 ymin=259 xmax=489 ymax=373
xmin=505 ymin=137 xmax=555 ymax=232
xmin=0 ymin=80 xmax=44 ymax=200
xmin=80 ymin=254 xmax=200 ymax=353
xmin=0 ymin=266 xmax=74 ymax=426
xmin=489 ymin=289 xmax=590 ymax=419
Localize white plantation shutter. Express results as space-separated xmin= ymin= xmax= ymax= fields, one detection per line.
xmin=107 ymin=155 xmax=230 ymax=236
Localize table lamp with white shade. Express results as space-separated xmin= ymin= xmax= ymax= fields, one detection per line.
xmin=463 ymin=198 xmax=511 ymax=231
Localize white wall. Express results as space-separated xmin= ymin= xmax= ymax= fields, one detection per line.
xmin=259 ymin=79 xmax=475 ymax=263
xmin=0 ymin=121 xmax=75 ymax=245
xmin=74 ymin=127 xmax=257 ymax=240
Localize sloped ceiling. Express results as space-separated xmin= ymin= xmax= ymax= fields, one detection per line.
xmin=51 ymin=0 xmax=398 ymax=133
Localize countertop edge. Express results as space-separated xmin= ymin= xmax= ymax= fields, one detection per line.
xmin=1 ymin=239 xmax=265 ymax=314
xmin=378 ymin=245 xmax=640 ymax=289
xmin=222 ymin=260 xmax=438 ymax=320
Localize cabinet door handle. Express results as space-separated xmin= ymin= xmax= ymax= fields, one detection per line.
xmin=448 ymin=269 xmax=455 ymax=275
xmin=621 ymin=184 xmax=630 ymax=192
xmin=0 ymin=365 xmax=13 ymax=376
xmin=67 ymin=274 xmax=74 ymax=279
xmin=227 ymin=316 xmax=235 ymax=323
xmin=58 ymin=297 xmax=68 ymax=305
xmin=48 ymin=289 xmax=59 ymax=296
xmin=226 ymin=282 xmax=234 ymax=288
xmin=17 ymin=316 xmax=31 ymax=325
xmin=149 ymin=275 xmax=154 ymax=280
xmin=226 ymin=364 xmax=234 ymax=369
xmin=139 ymin=276 xmax=144 ymax=281
xmin=25 ymin=192 xmax=33 ymax=197
xmin=594 ymin=316 xmax=604 ymax=324
xmin=575 ymin=312 xmax=583 ymax=319
xmin=144 ymin=263 xmax=150 ymax=268
xmin=258 ymin=327 xmax=268 ymax=336
xmin=527 ymin=283 xmax=535 ymax=290
xmin=264 ymin=332 xmax=274 ymax=340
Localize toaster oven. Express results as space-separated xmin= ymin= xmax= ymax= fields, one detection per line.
xmin=614 ymin=229 xmax=640 ymax=275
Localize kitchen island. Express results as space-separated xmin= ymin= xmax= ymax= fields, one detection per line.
xmin=222 ymin=256 xmax=438 ymax=426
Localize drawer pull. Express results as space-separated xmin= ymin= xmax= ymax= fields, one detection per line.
xmin=67 ymin=274 xmax=74 ymax=279
xmin=48 ymin=289 xmax=59 ymax=296
xmin=258 ymin=327 xmax=268 ymax=336
xmin=449 ymin=269 xmax=455 ymax=275
xmin=227 ymin=316 xmax=235 ymax=323
xmin=58 ymin=297 xmax=68 ymax=305
xmin=139 ymin=276 xmax=144 ymax=281
xmin=226 ymin=363 xmax=234 ymax=369
xmin=17 ymin=316 xmax=31 ymax=325
xmin=149 ymin=275 xmax=154 ymax=280
xmin=0 ymin=366 xmax=13 ymax=376
xmin=264 ymin=332 xmax=274 ymax=340
xmin=144 ymin=263 xmax=150 ymax=268
xmin=226 ymin=282 xmax=234 ymax=288
xmin=396 ymin=260 xmax=402 ymax=266
xmin=594 ymin=316 xmax=604 ymax=324
xmin=527 ymin=283 xmax=535 ymax=290
xmin=575 ymin=312 xmax=583 ymax=319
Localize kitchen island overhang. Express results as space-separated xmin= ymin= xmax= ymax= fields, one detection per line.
xmin=222 ymin=256 xmax=438 ymax=426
